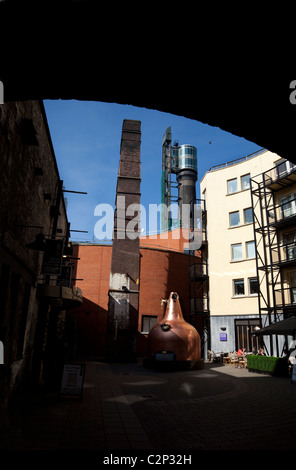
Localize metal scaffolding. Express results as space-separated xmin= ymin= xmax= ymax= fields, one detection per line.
xmin=250 ymin=160 xmax=296 ymax=356
xmin=189 ymin=198 xmax=210 ymax=358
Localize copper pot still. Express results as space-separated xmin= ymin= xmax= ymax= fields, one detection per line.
xmin=148 ymin=292 xmax=201 ymax=361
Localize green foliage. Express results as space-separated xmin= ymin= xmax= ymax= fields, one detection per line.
xmin=247 ymin=355 xmax=289 ymax=376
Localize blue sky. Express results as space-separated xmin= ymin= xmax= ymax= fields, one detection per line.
xmin=44 ymin=100 xmax=263 ymax=242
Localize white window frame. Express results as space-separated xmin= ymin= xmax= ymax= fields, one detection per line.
xmin=230 ymin=210 xmax=240 ymax=227
xmin=231 ymin=243 xmax=242 ymax=261
xmin=241 ymin=173 xmax=251 ymax=191
xmin=227 ymin=178 xmax=238 ymax=194
xmin=246 ymin=241 xmax=256 ymax=259
xmin=248 ymin=277 xmax=259 ymax=296
xmin=244 ymin=207 xmax=253 ymax=225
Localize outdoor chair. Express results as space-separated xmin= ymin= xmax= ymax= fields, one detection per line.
xmin=208 ymin=350 xmax=220 ymax=363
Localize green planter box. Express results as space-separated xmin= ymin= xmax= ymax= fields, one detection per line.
xmin=247 ymin=355 xmax=289 ymax=377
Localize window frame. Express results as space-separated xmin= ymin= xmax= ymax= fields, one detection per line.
xmin=231 ymin=243 xmax=243 ymax=261
xmin=276 ymin=159 xmax=296 ymax=178
xmin=141 ymin=315 xmax=158 ymax=334
xmin=229 ymin=210 xmax=240 ymax=227
xmin=233 ymin=278 xmax=245 ymax=297
xmin=227 ymin=178 xmax=238 ymax=194
xmin=249 ymin=277 xmax=259 ymax=296
xmin=244 ymin=207 xmax=253 ymax=224
xmin=280 ymin=193 xmax=296 ymax=219
xmin=246 ymin=240 xmax=256 ymax=259
xmin=241 ymin=173 xmax=251 ymax=191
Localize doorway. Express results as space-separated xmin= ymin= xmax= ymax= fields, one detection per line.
xmin=235 ymin=318 xmax=262 ymax=352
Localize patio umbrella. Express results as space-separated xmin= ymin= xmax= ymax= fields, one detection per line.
xmin=253 ymin=316 xmax=296 ymax=336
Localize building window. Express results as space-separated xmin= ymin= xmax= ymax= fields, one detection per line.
xmin=276 ymin=159 xmax=296 ymax=178
xmin=249 ymin=277 xmax=259 ymax=295
xmin=246 ymin=241 xmax=256 ymax=259
xmin=232 ymin=243 xmax=242 ymax=261
xmin=227 ymin=178 xmax=237 ymax=194
xmin=233 ymin=279 xmax=245 ymax=296
xmin=141 ymin=315 xmax=158 ymax=334
xmin=283 ymin=231 xmax=296 ymax=261
xmin=230 ymin=211 xmax=240 ymax=227
xmin=241 ymin=173 xmax=251 ymax=190
xmin=288 ymin=272 xmax=296 ymax=304
xmin=244 ymin=207 xmax=253 ymax=224
xmin=280 ymin=194 xmax=296 ymax=219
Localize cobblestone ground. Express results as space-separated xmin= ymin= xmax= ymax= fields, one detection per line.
xmin=1 ymin=361 xmax=296 ymax=451
xmin=116 ymin=363 xmax=296 ymax=450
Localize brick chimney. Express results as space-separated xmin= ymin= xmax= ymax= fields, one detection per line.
xmin=106 ymin=120 xmax=141 ymax=361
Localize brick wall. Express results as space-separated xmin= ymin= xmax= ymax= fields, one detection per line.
xmin=69 ymin=243 xmax=195 ymax=357
xmin=70 ymin=244 xmax=112 ymax=356
xmin=0 ymin=100 xmax=69 ymax=399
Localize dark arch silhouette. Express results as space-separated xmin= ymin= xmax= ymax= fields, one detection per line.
xmin=1 ymin=2 xmax=294 ymax=163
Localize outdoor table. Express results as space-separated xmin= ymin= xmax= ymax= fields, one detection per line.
xmin=223 ymin=357 xmax=231 ymax=364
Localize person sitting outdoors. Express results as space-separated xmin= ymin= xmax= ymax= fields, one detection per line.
xmin=237 ymin=347 xmax=246 ymax=357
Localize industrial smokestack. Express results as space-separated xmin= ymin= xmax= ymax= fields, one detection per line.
xmin=161 ymin=129 xmax=197 ymax=232
xmin=106 ymin=119 xmax=141 ymax=362
xmin=177 ymin=144 xmax=197 ymax=229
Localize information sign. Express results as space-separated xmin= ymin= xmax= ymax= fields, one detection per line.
xmin=60 ymin=363 xmax=85 ymax=399
xmin=220 ymin=333 xmax=227 ymax=341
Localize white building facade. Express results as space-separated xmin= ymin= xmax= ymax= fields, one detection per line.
xmin=200 ymin=149 xmax=282 ymax=354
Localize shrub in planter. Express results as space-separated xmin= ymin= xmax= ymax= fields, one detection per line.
xmin=247 ymin=355 xmax=289 ymax=377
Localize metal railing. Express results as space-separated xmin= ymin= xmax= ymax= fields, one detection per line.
xmin=267 ymin=197 xmax=296 ymax=225
xmin=274 ymin=287 xmax=296 ymax=308
xmin=271 ymin=241 xmax=296 ymax=265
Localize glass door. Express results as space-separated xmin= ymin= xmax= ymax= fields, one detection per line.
xmin=235 ymin=319 xmax=262 ymax=353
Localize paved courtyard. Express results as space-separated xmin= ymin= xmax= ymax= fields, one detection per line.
xmin=1 ymin=360 xmax=296 ymax=453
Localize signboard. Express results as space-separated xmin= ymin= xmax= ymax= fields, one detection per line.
xmin=154 ymin=351 xmax=175 ymax=362
xmin=60 ymin=363 xmax=85 ymax=399
xmin=41 ymin=239 xmax=64 ymax=275
xmin=220 ymin=333 xmax=227 ymax=341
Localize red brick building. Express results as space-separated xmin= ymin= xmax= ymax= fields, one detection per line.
xmin=69 ymin=231 xmax=201 ymax=358
xmin=68 ymin=120 xmax=204 ymax=360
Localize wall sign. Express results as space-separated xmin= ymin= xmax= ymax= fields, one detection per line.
xmin=220 ymin=333 xmax=227 ymax=341
xmin=60 ymin=363 xmax=85 ymax=400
